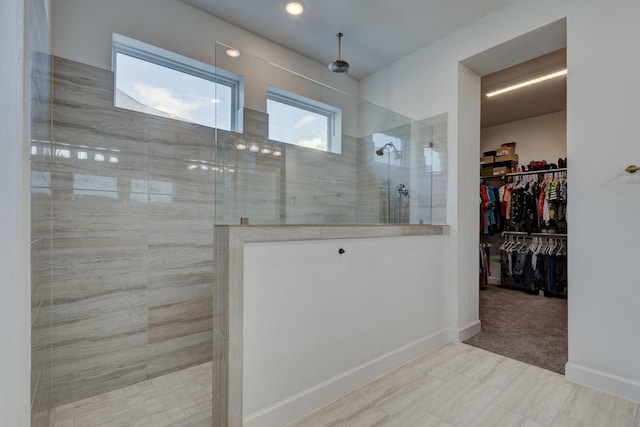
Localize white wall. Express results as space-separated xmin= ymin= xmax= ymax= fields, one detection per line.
xmin=51 ymin=0 xmax=358 ymax=104
xmin=361 ymin=0 xmax=640 ymax=402
xmin=0 ymin=0 xmax=31 ymax=425
xmin=481 ymin=111 xmax=567 ymax=165
xmin=242 ymin=235 xmax=449 ymax=426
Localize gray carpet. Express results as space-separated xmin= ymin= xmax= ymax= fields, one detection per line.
xmin=464 ymin=285 xmax=568 ymax=374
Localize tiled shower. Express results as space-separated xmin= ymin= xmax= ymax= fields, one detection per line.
xmin=28 ymin=5 xmax=446 ymax=425
xmin=31 ymin=55 xmax=219 ymax=424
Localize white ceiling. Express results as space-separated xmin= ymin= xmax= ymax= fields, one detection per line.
xmin=181 ymin=0 xmax=518 ymax=80
xmin=181 ymin=1 xmax=566 ymax=126
xmin=481 ymin=48 xmax=566 ymax=128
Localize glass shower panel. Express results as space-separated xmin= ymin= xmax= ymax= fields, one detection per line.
xmin=214 ymin=42 xmax=436 ymax=225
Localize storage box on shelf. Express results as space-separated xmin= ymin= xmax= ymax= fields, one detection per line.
xmin=480 ymin=155 xmax=495 ymax=165
xmin=481 ymin=165 xmax=494 ymax=177
xmin=495 ymin=153 xmax=518 ymax=163
xmin=496 ymin=142 xmax=517 ymax=156
xmin=493 ymin=166 xmax=512 ymax=175
xmin=496 ymin=146 xmax=516 ymax=156
xmin=480 ymin=154 xmax=519 ymax=176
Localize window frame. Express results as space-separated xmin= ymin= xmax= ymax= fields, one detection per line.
xmin=267 ymin=85 xmax=342 ymax=154
xmin=111 ymin=33 xmax=244 ymax=132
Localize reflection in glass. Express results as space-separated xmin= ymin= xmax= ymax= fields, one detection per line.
xmin=73 ymin=174 xmax=118 ymax=199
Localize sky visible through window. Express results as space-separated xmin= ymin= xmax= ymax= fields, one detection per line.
xmin=267 ymin=99 xmax=328 ymax=151
xmin=115 ymin=53 xmax=232 ymax=130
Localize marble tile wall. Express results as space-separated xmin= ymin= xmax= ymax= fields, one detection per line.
xmin=284 ymin=134 xmax=358 ymax=224
xmin=29 ymin=0 xmax=53 ymax=425
xmin=47 ymin=56 xmax=215 ymax=407
xmin=356 ymin=131 xmax=414 ymax=224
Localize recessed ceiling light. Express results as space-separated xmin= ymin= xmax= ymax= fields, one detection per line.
xmin=225 ymin=48 xmax=240 ymax=58
xmin=285 ymin=1 xmax=304 ymax=16
xmin=486 ymin=69 xmax=567 ymax=97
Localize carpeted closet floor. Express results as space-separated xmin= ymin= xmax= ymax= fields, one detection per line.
xmin=464 ymin=284 xmax=568 ymax=374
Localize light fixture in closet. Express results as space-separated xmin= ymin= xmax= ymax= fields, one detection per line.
xmin=486 ymin=68 xmax=567 ymax=97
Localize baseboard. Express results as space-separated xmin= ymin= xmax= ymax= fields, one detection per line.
xmin=565 ymin=362 xmax=640 ymax=403
xmin=487 ymin=277 xmax=501 ymax=285
xmin=447 ymin=320 xmax=482 ymax=344
xmin=243 ymin=330 xmax=450 ymax=427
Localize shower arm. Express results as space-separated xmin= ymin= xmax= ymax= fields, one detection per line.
xmin=381 ymin=142 xmax=397 ymax=152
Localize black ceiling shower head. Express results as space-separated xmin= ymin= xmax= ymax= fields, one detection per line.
xmin=328 ymin=33 xmax=350 ymax=73
xmin=375 ymin=148 xmax=384 ymax=156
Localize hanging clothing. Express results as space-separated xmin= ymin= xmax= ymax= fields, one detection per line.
xmin=499 ymin=234 xmax=568 ymax=297
xmin=497 ymin=172 xmax=567 ymax=233
xmin=479 ymin=242 xmax=491 ymax=286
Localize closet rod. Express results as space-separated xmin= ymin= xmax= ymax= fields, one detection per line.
xmin=504 ymin=167 xmax=567 ymax=177
xmin=502 ymin=231 xmax=567 ymax=238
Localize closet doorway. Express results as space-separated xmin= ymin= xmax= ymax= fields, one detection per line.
xmin=466 ymin=48 xmax=568 ymax=374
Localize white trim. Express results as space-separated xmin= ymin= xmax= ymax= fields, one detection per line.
xmin=243 ymin=330 xmax=450 ymax=427
xmin=447 ymin=320 xmax=482 ymax=344
xmin=565 ymin=363 xmax=640 ymax=403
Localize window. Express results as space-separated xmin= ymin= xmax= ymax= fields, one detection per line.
xmin=112 ymin=34 xmax=243 ymax=132
xmin=267 ymin=86 xmax=342 ymax=153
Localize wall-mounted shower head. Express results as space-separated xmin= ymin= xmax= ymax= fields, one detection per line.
xmin=375 ymin=142 xmax=398 ymax=156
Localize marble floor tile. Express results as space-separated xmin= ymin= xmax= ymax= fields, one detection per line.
xmin=356 ymin=364 xmax=429 ymax=405
xmin=406 ymin=343 xmax=467 ymax=373
xmin=559 ymin=384 xmax=638 ymax=426
xmin=418 ymin=374 xmax=502 ymax=426
xmin=464 ymin=403 xmax=541 ymax=427
xmin=49 ymin=362 xmax=212 ymax=427
xmin=476 ymin=354 xmax=529 ymax=389
xmin=373 ymin=405 xmax=451 ymax=427
xmin=426 ymin=346 xmax=487 ymax=380
xmin=372 ymin=373 xmax=445 ymax=417
xmin=495 ymin=371 xmax=576 ymax=425
xmin=291 ymin=344 xmax=639 ymax=427
xmin=49 ymin=343 xmax=640 ymax=427
xmin=549 ymin=413 xmax=593 ymax=427
xmin=287 ymin=393 xmax=385 ymax=427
